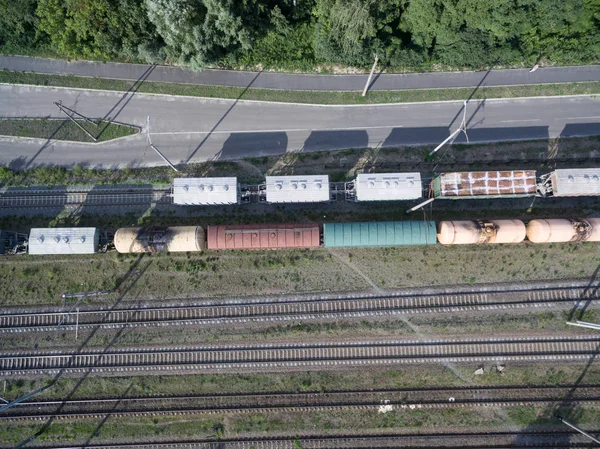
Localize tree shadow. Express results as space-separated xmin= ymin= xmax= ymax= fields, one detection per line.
xmin=185 ymin=71 xmax=263 ymax=164
xmin=212 ymin=131 xmax=288 ymax=161
xmin=302 ymin=130 xmax=369 ymax=152
xmin=12 ymin=255 xmax=151 ymax=448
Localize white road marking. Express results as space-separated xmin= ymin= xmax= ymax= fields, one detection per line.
xmin=499 ymin=119 xmax=541 ymax=123
xmin=564 ymin=116 xmax=600 ymax=120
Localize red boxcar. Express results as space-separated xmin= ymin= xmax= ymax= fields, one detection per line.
xmin=207 ymin=224 xmax=321 ymax=250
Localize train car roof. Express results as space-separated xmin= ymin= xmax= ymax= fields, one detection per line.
xmin=433 ymin=170 xmax=537 ymax=198
xmin=265 ymin=175 xmax=330 ymax=203
xmin=355 ymin=172 xmax=422 ymax=201
xmin=551 ymin=168 xmax=600 ymax=197
xmin=29 ymin=227 xmax=99 ymax=255
xmin=173 ymin=177 xmax=239 ymax=205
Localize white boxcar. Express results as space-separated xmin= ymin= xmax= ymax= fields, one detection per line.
xmin=173 ymin=177 xmax=239 ymax=205
xmin=29 ymin=228 xmax=99 ymax=255
xmin=355 ymin=172 xmax=422 ymax=201
xmin=266 ymin=175 xmax=330 ymax=203
xmin=550 ymin=169 xmax=600 ymax=197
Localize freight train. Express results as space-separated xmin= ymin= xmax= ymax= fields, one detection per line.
xmin=172 ymin=168 xmax=600 ymax=205
xmin=3 ymin=217 xmax=600 ymax=256
xmin=2 ymin=167 xmax=600 ymax=255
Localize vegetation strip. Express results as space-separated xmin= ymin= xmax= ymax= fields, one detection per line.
xmin=1 ymin=71 xmax=599 ymax=105
xmin=0 ymin=118 xmax=139 ymax=142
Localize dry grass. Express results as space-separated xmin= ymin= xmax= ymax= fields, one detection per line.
xmin=1 ymin=241 xmax=599 ymax=307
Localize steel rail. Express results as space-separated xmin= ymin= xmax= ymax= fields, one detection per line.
xmin=0 ymin=189 xmax=172 ymax=208
xmin=4 ymin=385 xmax=600 ymax=421
xmin=1 ymin=284 xmax=597 ymax=333
xmin=1 ymin=335 xmax=599 ymax=375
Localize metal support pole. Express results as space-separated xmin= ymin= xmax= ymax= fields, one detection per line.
xmin=55 ymin=101 xmax=95 ymax=124
xmin=75 ymin=307 xmax=79 ymax=340
xmin=55 ymin=102 xmax=97 ymax=142
xmin=150 ymin=144 xmax=179 ymax=172
xmin=566 ymin=321 xmax=600 ymax=331
xmin=146 ymin=116 xmax=179 ymax=172
xmin=0 ymin=383 xmax=53 ymax=413
xmin=429 ymin=100 xmax=468 ymax=157
xmin=406 ymin=198 xmax=435 ymax=214
xmin=55 ymin=295 xmax=86 ymax=329
xmin=557 ymin=416 xmax=600 ymax=445
xmin=362 ymin=55 xmax=379 ymax=97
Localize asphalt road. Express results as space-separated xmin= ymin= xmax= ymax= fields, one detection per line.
xmin=1 ymin=55 xmax=599 ymax=91
xmin=0 ymin=85 xmax=598 ymax=169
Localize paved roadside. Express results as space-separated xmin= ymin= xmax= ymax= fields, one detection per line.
xmin=1 ymin=55 xmax=599 ymax=92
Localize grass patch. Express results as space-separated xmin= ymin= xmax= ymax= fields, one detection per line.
xmin=1 ymin=236 xmax=600 ymax=306
xmin=1 ymin=70 xmax=599 ymax=105
xmin=0 ymin=118 xmax=138 ymax=143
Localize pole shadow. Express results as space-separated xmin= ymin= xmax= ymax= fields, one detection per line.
xmin=185 ymin=70 xmax=263 ymax=164
xmin=12 ymin=256 xmax=151 ymax=448
xmin=95 ymin=64 xmax=157 ymax=141
xmin=447 ymin=67 xmax=493 ymax=129
xmin=567 ymin=262 xmax=600 ymax=321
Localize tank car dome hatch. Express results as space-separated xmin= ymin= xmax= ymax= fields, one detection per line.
xmin=114 ymin=226 xmax=206 ymax=253
xmin=586 ymin=218 xmax=600 ymax=242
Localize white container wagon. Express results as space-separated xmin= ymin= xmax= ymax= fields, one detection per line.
xmin=28 ymin=228 xmax=101 ymax=255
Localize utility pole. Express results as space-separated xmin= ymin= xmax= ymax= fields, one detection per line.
xmin=54 ymin=101 xmax=98 ymax=142
xmin=566 ymin=321 xmax=600 ymax=331
xmin=406 ymin=198 xmax=435 ymax=214
xmin=557 ymin=416 xmax=600 ymax=445
xmin=75 ymin=307 xmax=79 ymax=340
xmin=429 ymin=100 xmax=469 ymax=157
xmin=146 ymin=116 xmax=179 ymax=172
xmin=362 ymin=55 xmax=379 ymax=97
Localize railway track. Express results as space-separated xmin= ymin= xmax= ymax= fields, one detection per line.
xmin=4 ymin=385 xmax=600 ymax=421
xmin=1 ymin=335 xmax=599 ymax=375
xmin=1 ymin=283 xmax=597 ymax=333
xmin=0 ymin=188 xmax=172 ymax=208
xmin=6 ymin=431 xmax=598 ymax=449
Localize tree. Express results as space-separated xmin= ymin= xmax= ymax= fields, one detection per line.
xmin=314 ymin=0 xmax=403 ymax=65
xmin=36 ymin=0 xmax=162 ymax=60
xmin=0 ymin=0 xmax=39 ymax=50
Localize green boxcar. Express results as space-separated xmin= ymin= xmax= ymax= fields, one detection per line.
xmin=323 ymin=221 xmax=437 ymax=248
